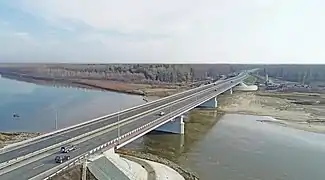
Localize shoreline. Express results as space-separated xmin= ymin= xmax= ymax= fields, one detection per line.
xmin=0 ymin=72 xmax=188 ymax=98
xmin=218 ymin=91 xmax=325 ymax=133
xmin=0 ymin=132 xmax=42 ymax=148
xmin=116 ymin=149 xmax=199 ymax=180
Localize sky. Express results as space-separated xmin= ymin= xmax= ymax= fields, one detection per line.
xmin=0 ymin=0 xmax=325 ymax=64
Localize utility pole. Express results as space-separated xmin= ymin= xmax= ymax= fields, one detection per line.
xmin=117 ymin=107 xmax=121 ymax=145
xmin=55 ymin=109 xmax=58 ymax=130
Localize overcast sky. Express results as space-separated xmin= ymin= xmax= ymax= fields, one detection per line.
xmin=0 ymin=0 xmax=325 ymax=64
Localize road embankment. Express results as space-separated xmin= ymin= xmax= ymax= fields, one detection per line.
xmin=116 ymin=149 xmax=199 ymax=180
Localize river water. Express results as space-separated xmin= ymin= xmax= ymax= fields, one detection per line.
xmin=2 ymin=75 xmax=325 ymax=180
xmin=126 ymin=112 xmax=325 ymax=180
xmin=0 ymin=75 xmax=145 ymax=132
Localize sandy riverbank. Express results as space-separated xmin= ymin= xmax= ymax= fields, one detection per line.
xmin=218 ymin=91 xmax=325 ymax=133
xmin=0 ymin=132 xmax=42 ymax=148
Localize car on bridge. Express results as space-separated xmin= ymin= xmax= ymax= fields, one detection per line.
xmin=55 ymin=155 xmax=70 ymax=163
xmin=159 ymin=111 xmax=165 ymax=116
xmin=60 ymin=145 xmax=76 ymax=153
xmin=230 ymin=80 xmax=233 ymax=83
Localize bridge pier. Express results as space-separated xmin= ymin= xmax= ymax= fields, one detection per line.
xmin=198 ymin=97 xmax=218 ymax=108
xmin=155 ymin=115 xmax=185 ymax=134
xmin=229 ymin=88 xmax=233 ymax=94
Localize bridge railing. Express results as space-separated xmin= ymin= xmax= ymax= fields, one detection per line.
xmin=36 ymin=75 xmax=247 ymax=180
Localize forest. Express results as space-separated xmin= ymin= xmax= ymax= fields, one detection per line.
xmin=0 ymin=64 xmax=249 ymax=84
xmin=1 ymin=64 xmax=325 ymax=85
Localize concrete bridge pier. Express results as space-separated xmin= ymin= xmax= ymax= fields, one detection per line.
xmin=229 ymin=87 xmax=233 ymax=95
xmin=198 ymin=97 xmax=218 ymax=108
xmin=155 ymin=115 xmax=185 ymax=134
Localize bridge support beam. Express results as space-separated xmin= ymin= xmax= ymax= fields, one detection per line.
xmin=198 ymin=97 xmax=218 ymax=108
xmin=155 ymin=115 xmax=185 ymax=134
xmin=229 ymin=88 xmax=233 ymax=94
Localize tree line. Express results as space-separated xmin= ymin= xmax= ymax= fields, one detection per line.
xmin=258 ymin=65 xmax=325 ymax=84
xmin=4 ymin=64 xmax=247 ymax=84
xmin=0 ymin=63 xmax=261 ymax=84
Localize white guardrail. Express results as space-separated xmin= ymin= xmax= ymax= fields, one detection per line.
xmin=0 ymin=75 xmax=227 ymax=153
xmin=0 ymin=75 xmax=247 ymax=171
xmin=37 ymin=76 xmax=247 ymax=180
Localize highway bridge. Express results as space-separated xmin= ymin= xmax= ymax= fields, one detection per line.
xmin=0 ymin=71 xmax=257 ymax=180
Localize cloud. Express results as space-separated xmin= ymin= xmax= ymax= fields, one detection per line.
xmin=17 ymin=0 xmax=196 ymax=35
xmin=14 ymin=32 xmax=29 ymax=37
xmin=2 ymin=0 xmax=325 ymax=63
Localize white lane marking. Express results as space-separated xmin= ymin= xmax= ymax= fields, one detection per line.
xmin=32 ymin=164 xmax=44 ymax=169
xmin=18 ymin=149 xmax=28 ymax=154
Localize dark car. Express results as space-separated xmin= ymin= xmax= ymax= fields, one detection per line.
xmin=230 ymin=81 xmax=233 ymax=83
xmin=60 ymin=145 xmax=76 ymax=153
xmin=55 ymin=155 xmax=70 ymax=163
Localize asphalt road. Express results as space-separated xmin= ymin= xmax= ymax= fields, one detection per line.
xmin=0 ymin=76 xmax=245 ymax=180
xmin=0 ymin=76 xmax=229 ymax=163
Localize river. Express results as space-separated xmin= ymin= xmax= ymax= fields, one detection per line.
xmin=0 ymin=75 xmax=145 ymax=132
xmin=126 ymin=112 xmax=325 ymax=180
xmin=2 ymin=75 xmax=325 ymax=180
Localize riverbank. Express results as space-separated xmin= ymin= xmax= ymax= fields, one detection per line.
xmin=0 ymin=132 xmax=41 ymax=148
xmin=116 ymin=149 xmax=199 ymax=180
xmin=218 ymin=91 xmax=325 ymax=133
xmin=0 ymin=72 xmax=188 ymax=98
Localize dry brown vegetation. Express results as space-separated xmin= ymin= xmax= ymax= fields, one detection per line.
xmin=0 ymin=132 xmax=41 ymax=148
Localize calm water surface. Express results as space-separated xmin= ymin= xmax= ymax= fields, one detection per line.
xmin=0 ymin=75 xmax=145 ymax=132
xmin=127 ymin=113 xmax=325 ymax=180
